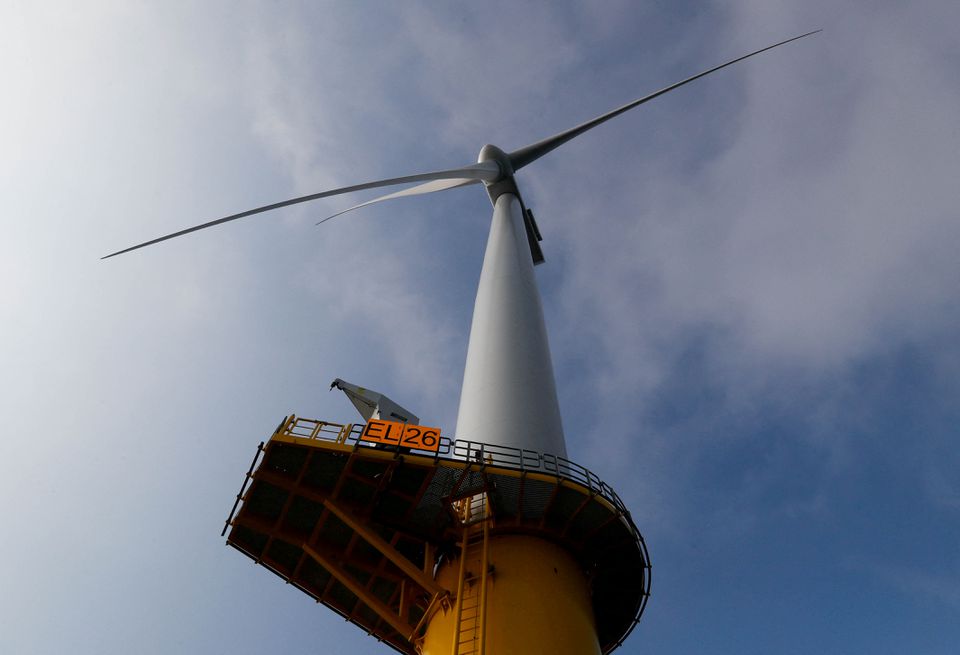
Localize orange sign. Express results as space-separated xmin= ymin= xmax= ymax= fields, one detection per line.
xmin=360 ymin=419 xmax=441 ymax=452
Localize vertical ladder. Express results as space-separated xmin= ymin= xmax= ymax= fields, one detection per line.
xmin=452 ymin=495 xmax=491 ymax=655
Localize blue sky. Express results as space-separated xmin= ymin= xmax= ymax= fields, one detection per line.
xmin=2 ymin=2 xmax=958 ymax=653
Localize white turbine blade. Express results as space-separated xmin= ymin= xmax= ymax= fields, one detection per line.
xmin=101 ymin=161 xmax=500 ymax=259
xmin=317 ymin=177 xmax=480 ymax=226
xmin=507 ymin=30 xmax=821 ymax=171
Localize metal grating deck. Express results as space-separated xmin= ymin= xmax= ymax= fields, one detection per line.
xmin=223 ymin=417 xmax=651 ymax=654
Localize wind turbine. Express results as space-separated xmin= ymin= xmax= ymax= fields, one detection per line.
xmin=106 ymin=30 xmax=819 ymax=655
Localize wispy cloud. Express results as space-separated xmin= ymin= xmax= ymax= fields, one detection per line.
xmin=3 ymin=2 xmax=959 ymax=653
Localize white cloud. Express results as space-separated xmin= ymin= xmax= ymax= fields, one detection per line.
xmin=3 ymin=2 xmax=958 ymax=652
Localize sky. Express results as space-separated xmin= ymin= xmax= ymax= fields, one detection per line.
xmin=2 ymin=1 xmax=958 ymax=653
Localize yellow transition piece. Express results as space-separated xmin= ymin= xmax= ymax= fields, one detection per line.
xmin=422 ymin=534 xmax=601 ymax=655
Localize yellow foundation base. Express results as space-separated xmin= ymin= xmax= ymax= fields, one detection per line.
xmin=421 ymin=534 xmax=601 ymax=655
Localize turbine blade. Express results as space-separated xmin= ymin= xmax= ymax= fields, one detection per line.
xmin=317 ymin=177 xmax=480 ymax=226
xmin=507 ymin=30 xmax=821 ymax=171
xmin=101 ymin=161 xmax=500 ymax=259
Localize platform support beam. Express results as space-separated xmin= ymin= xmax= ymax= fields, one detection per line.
xmin=323 ymin=498 xmax=447 ymax=599
xmin=302 ymin=543 xmax=418 ymax=638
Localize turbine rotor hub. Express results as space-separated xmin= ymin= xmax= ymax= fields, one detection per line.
xmin=477 ymin=144 xmax=514 ymax=181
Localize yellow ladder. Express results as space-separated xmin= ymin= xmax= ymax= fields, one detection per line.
xmin=451 ymin=495 xmax=491 ymax=655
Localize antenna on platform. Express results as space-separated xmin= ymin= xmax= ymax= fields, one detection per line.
xmin=113 ymin=31 xmax=820 ymax=655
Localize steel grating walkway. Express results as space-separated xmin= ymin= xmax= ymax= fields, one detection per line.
xmin=223 ymin=416 xmax=651 ymax=654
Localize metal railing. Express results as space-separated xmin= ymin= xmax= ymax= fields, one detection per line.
xmin=272 ymin=415 xmax=635 ymax=521
xmin=255 ymin=414 xmax=651 ymax=652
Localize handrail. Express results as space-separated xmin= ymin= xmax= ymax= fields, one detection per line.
xmin=222 ymin=441 xmax=265 ymax=537
xmin=274 ymin=416 xmax=638 ymax=529
xmin=252 ymin=414 xmax=651 ymax=654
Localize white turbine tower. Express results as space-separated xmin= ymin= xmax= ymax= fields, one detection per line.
xmin=106 ymin=31 xmax=819 ymax=655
